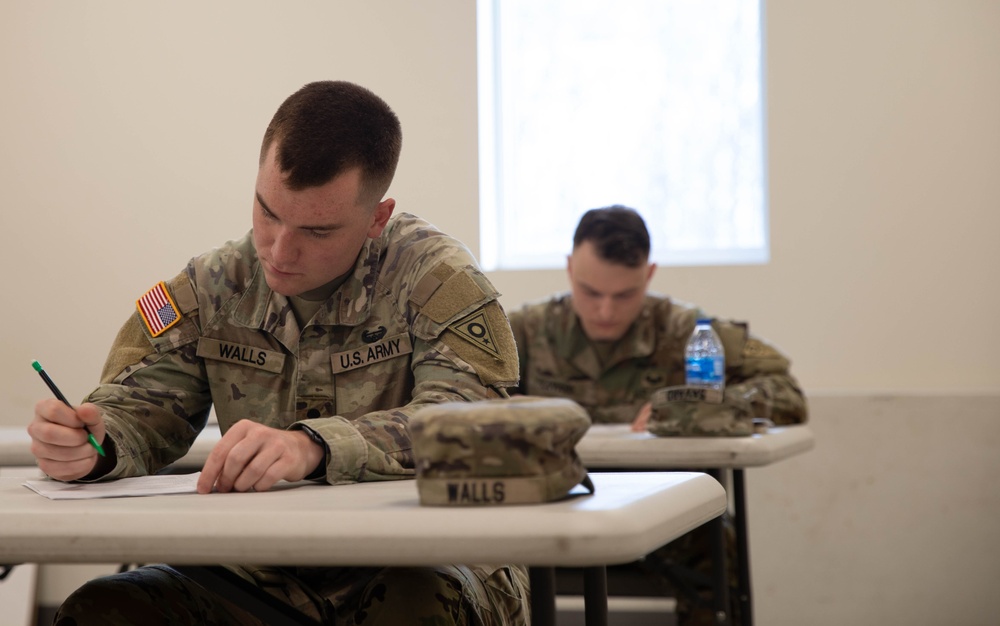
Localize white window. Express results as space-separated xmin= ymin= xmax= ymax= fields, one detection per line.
xmin=477 ymin=0 xmax=768 ymax=270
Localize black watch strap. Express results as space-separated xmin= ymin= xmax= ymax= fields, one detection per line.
xmin=298 ymin=426 xmax=328 ymax=481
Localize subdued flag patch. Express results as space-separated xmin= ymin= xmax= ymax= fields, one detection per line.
xmin=137 ymin=281 xmax=182 ymax=337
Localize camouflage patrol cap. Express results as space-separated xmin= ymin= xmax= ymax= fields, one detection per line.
xmin=410 ymin=397 xmax=594 ymax=506
xmin=647 ymin=385 xmax=755 ymax=437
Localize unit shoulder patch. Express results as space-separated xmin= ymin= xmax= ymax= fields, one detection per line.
xmin=437 ymin=301 xmax=519 ymax=387
xmin=448 ymin=309 xmax=501 ymax=357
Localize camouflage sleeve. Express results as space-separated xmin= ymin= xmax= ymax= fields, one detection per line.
xmin=506 ymin=307 xmax=529 ymax=395
xmin=294 ymin=264 xmax=520 ymax=484
xmin=294 ymin=336 xmax=511 ymax=484
xmin=715 ymin=321 xmax=808 ymax=426
xmin=82 ymin=272 xmax=212 ymax=480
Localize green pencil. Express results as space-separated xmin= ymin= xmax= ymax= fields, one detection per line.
xmin=31 ymin=360 xmax=106 ymax=457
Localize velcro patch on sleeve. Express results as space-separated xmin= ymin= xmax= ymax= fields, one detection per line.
xmin=742 ymin=338 xmax=782 ymax=359
xmin=420 ymin=268 xmax=490 ymax=325
xmin=136 ymin=281 xmax=183 ymax=337
xmin=167 ymin=271 xmax=199 ymax=314
xmin=716 ymin=320 xmax=749 ymax=367
xmin=100 ymin=315 xmax=157 ymax=384
xmin=409 ymin=264 xmax=455 ymax=309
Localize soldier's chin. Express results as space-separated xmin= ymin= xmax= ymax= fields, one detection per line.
xmin=583 ymin=324 xmax=625 ymax=342
xmin=263 ymin=273 xmax=301 ymax=297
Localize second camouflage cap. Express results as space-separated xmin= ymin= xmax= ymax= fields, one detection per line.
xmin=411 ymin=396 xmax=595 ymax=506
xmin=647 ymin=385 xmax=755 ymax=437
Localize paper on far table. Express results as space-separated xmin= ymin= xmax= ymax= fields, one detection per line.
xmin=23 ymin=472 xmax=201 ymax=500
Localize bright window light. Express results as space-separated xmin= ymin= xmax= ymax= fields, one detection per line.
xmin=478 ymin=0 xmax=769 ymax=270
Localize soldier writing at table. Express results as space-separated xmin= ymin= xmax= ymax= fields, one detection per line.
xmin=28 ymin=80 xmax=528 ymax=626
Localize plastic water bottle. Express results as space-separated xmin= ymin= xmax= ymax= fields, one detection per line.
xmin=685 ymin=318 xmax=725 ymax=391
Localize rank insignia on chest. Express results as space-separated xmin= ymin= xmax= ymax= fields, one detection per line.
xmin=137 ymin=281 xmax=183 ymax=337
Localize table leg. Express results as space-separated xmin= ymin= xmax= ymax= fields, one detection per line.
xmin=583 ymin=566 xmax=609 ymax=626
xmin=529 ymin=566 xmax=556 ymax=626
xmin=707 ymin=469 xmax=731 ymax=626
xmin=733 ymin=469 xmax=753 ymax=626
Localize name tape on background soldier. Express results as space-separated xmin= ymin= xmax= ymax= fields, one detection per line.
xmin=651 ymin=385 xmax=724 ymax=406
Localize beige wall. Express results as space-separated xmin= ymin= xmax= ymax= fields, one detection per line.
xmin=2 ymin=1 xmax=998 ymax=624
xmin=1 ymin=1 xmax=998 ymax=407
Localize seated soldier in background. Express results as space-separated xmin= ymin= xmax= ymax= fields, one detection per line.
xmin=508 ymin=205 xmax=807 ymax=625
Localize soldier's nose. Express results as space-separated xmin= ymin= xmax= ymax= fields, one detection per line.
xmin=271 ymin=232 xmax=298 ymax=265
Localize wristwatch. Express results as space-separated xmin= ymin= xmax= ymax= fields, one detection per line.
xmin=297 ymin=425 xmax=329 ymax=481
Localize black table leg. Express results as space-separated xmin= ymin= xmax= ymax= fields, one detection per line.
xmin=733 ymin=469 xmax=753 ymax=626
xmin=707 ymin=469 xmax=731 ymax=625
xmin=529 ymin=566 xmax=557 ymax=626
xmin=583 ymin=566 xmax=609 ymax=626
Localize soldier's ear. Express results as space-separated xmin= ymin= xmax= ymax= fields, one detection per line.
xmin=646 ymin=262 xmax=657 ymax=284
xmin=367 ymin=198 xmax=396 ymax=239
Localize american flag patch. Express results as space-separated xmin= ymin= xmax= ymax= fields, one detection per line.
xmin=136 ymin=281 xmax=182 ymax=337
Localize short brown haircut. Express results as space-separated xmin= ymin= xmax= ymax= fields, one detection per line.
xmin=260 ymin=81 xmax=402 ymax=207
xmin=572 ymin=205 xmax=650 ymax=267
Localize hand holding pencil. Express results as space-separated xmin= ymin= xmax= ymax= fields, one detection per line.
xmin=28 ymin=360 xmax=109 ymax=481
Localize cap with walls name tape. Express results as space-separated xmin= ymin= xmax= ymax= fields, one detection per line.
xmin=411 ymin=396 xmax=594 ymax=506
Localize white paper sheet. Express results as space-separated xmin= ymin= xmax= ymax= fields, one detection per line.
xmin=23 ymin=472 xmax=201 ymax=500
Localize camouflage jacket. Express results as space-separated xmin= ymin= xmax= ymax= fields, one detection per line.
xmin=86 ymin=213 xmax=519 ymax=483
xmin=509 ymin=293 xmax=807 ymax=426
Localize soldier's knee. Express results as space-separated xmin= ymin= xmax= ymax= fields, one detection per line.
xmin=55 ymin=574 xmax=143 ymax=626
xmin=343 ymin=567 xmax=470 ymax=626
xmin=54 ymin=565 xmax=230 ymax=626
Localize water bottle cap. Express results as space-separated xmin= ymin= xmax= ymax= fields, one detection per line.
xmin=696 ymin=318 xmax=713 ymax=325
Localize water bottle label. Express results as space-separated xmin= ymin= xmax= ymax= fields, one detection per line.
xmin=685 ymin=357 xmax=724 ymax=386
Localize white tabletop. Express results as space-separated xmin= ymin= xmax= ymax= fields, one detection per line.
xmin=0 ymin=472 xmax=725 ymax=568
xmin=0 ymin=428 xmax=36 ymax=467
xmin=2 ymin=423 xmax=815 ymax=471
xmin=577 ymin=424 xmax=815 ymax=469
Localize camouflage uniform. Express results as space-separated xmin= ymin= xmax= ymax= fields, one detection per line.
xmin=509 ymin=293 xmax=806 ymax=426
xmin=56 ymin=213 xmax=529 ymax=626
xmin=508 ymin=292 xmax=807 ymax=625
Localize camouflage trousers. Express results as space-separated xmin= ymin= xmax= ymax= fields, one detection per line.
xmin=54 ymin=563 xmax=529 ymax=626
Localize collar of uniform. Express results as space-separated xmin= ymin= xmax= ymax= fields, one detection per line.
xmin=313 ymin=231 xmax=385 ymax=327
xmin=231 ymin=229 xmax=388 ymax=333
xmin=561 ymin=296 xmax=659 ymax=377
xmin=230 ymin=262 xmax=293 ymax=334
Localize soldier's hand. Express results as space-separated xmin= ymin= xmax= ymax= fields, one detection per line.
xmin=631 ymin=402 xmax=652 ymax=432
xmin=28 ymin=400 xmax=106 ymax=481
xmin=197 ymin=420 xmax=325 ymax=494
